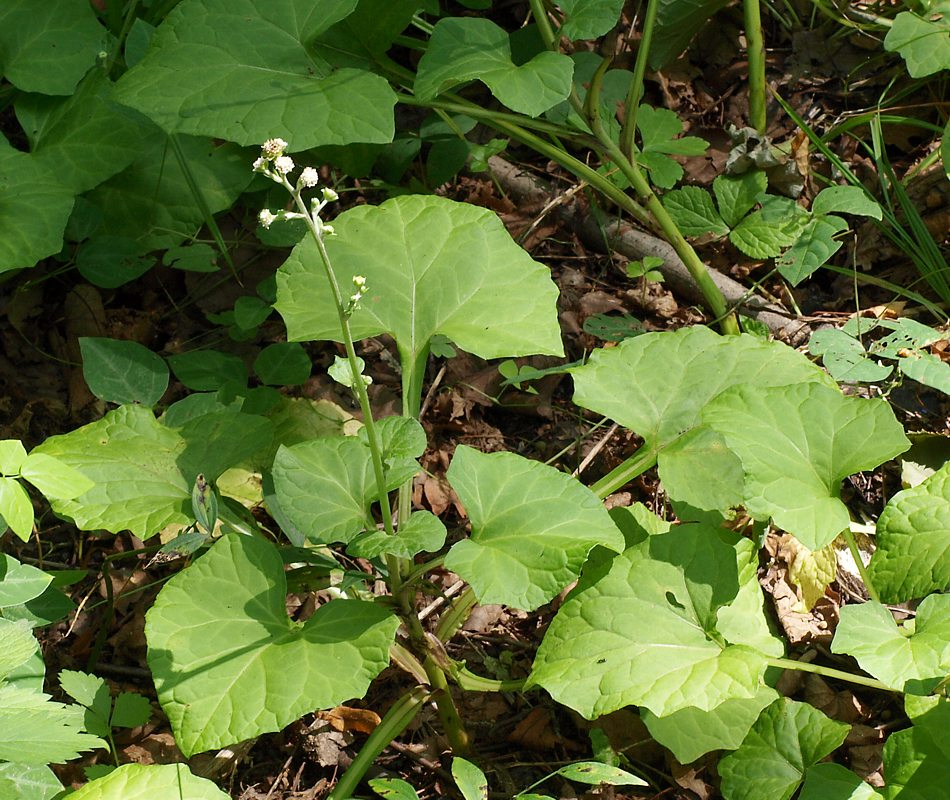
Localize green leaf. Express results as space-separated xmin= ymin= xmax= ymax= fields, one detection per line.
xmin=254 ymin=343 xmax=311 ymax=386
xmin=729 ymin=195 xmax=811 ymax=258
xmin=19 ymin=453 xmax=94 ymax=501
xmin=163 ymin=243 xmax=218 ymax=273
xmin=347 ymin=511 xmax=446 ymax=559
xmin=3 ymin=581 xmax=75 ymax=629
xmin=528 ymin=523 xmax=769 ymax=719
xmin=310 ymin=0 xmax=419 ymax=70
xmin=452 ymin=757 xmax=488 ymax=800
xmin=232 ymin=296 xmax=272 ymax=330
xmin=642 ymin=686 xmax=779 ymax=763
xmin=0 ymin=762 xmax=62 ymax=800
xmin=775 ymin=214 xmax=849 ymax=285
xmin=881 ymin=701 xmax=950 ymax=800
xmin=0 ymin=619 xmax=39 ymax=680
xmin=146 ymin=535 xmax=398 ymax=756
xmin=635 ymin=105 xmax=708 ymax=189
xmin=115 ymin=0 xmax=396 ymax=148
xmin=59 ymin=670 xmax=112 ymax=738
xmin=110 ymin=692 xmax=152 ymax=729
xmin=0 ymin=138 xmax=75 ymax=274
xmin=0 ymin=556 xmax=53 ymax=608
xmin=369 ymin=777 xmax=421 ymax=800
xmin=808 ymin=328 xmax=893 ymax=384
xmin=662 ymin=186 xmax=730 ymax=237
xmin=713 ymin=171 xmax=768 ymax=228
xmin=79 ymin=337 xmax=170 ymax=407
xmin=555 ymin=762 xmax=647 ymax=786
xmin=276 ymin=195 xmax=563 ymax=371
xmin=0 ymin=0 xmax=103 ymax=95
xmin=74 ymin=236 xmax=155 ymax=290
xmin=718 ymin=698 xmax=850 ymax=800
xmin=0 ymin=440 xmax=28 ymax=474
xmin=799 ymin=762 xmax=884 ymax=800
xmin=650 ymin=0 xmax=731 ymax=69
xmin=683 ymin=383 xmax=909 ymax=549
xmin=0 ymin=477 xmax=33 ymax=541
xmin=812 ymin=186 xmax=883 ymax=220
xmin=0 ymin=684 xmax=106 ymax=764
xmin=168 ymin=350 xmax=248 ymax=392
xmin=415 ymin=18 xmax=573 ymax=116
xmin=884 ymin=11 xmax=950 ymax=78
xmin=831 ymin=595 xmax=950 ymax=694
xmin=68 ymin=763 xmax=230 ymax=800
xmin=556 ymin=0 xmax=626 ymax=39
xmin=444 ymin=446 xmax=624 ymax=611
xmin=868 ymin=460 xmax=950 ymax=602
xmin=898 ymin=352 xmax=950 ymax=394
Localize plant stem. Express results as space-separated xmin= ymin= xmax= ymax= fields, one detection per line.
xmin=528 ymin=0 xmax=558 ymax=49
xmin=621 ymin=0 xmax=660 ymax=161
xmin=840 ymin=527 xmax=881 ymax=604
xmin=424 ymin=655 xmax=472 ymax=754
xmin=434 ymin=586 xmax=477 ymax=642
xmin=326 ymin=686 xmax=431 ymax=800
xmin=590 ymin=444 xmax=658 ymax=499
xmin=743 ymin=0 xmax=767 ymax=134
xmin=767 ymin=657 xmax=894 ymax=692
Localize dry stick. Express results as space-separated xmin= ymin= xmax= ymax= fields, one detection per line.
xmin=488 ymin=156 xmax=813 ymax=344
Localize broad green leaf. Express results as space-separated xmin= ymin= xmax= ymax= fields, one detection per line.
xmin=882 ymin=702 xmax=950 ymax=800
xmin=3 ymin=581 xmax=75 ymax=629
xmin=556 ymin=0 xmax=626 ymax=39
xmin=16 ymin=71 xmax=150 ymax=194
xmin=369 ymin=777 xmax=421 ymax=800
xmin=68 ymin=763 xmax=230 ymax=800
xmin=0 ymin=556 xmax=52 ymax=608
xmin=651 ymin=0 xmax=731 ymax=69
xmin=19 ymin=453 xmax=93 ymax=500
xmin=146 ymin=535 xmax=398 ymax=755
xmin=898 ymin=352 xmax=950 ymax=395
xmin=32 ymin=405 xmax=190 ymax=538
xmin=662 ymin=186 xmax=730 ymax=237
xmin=0 ymin=684 xmax=106 ymax=764
xmin=636 ymin=105 xmax=708 ymax=189
xmin=311 ymin=0 xmax=419 ymax=70
xmin=809 ymin=328 xmax=893 ymax=384
xmin=556 ymin=762 xmax=647 ymax=786
xmin=79 ymin=337 xmax=170 ymax=407
xmin=168 ymin=349 xmax=248 ymax=392
xmin=831 ymin=595 xmax=950 ymax=694
xmin=0 ymin=441 xmax=28 ymax=474
xmin=686 ymin=382 xmax=909 ymax=549
xmin=74 ymin=236 xmax=155 ymax=290
xmin=254 ymin=342 xmax=311 ymax=386
xmin=452 ymin=757 xmax=488 ymax=800
xmin=775 ymin=215 xmax=849 ymax=285
xmin=0 ymin=1 xmax=103 ymax=95
xmin=729 ymin=196 xmax=811 ymax=258
xmin=59 ymin=670 xmax=112 ymax=738
xmin=642 ymin=686 xmax=779 ymax=763
xmin=415 ymin=18 xmax=573 ymax=116
xmin=812 ymin=186 xmax=883 ymax=219
xmin=884 ymin=11 xmax=950 ymax=78
xmin=718 ymin=698 xmax=849 ymax=800
xmin=115 ymin=0 xmax=396 ymax=148
xmin=164 ymin=243 xmax=218 ymax=273
xmin=0 ymin=619 xmax=38 ymax=680
xmin=0 ymin=763 xmax=62 ymax=800
xmin=0 ymin=477 xmax=33 ymax=540
xmin=444 ymin=446 xmax=624 ymax=611
xmin=868 ymin=460 xmax=950 ymax=602
xmin=276 ymin=195 xmax=563 ymax=372
xmin=571 ymin=326 xmax=831 ymax=461
xmin=347 ymin=511 xmax=446 ymax=559
xmin=110 ymin=692 xmax=152 ymax=729
xmin=528 ymin=523 xmax=769 ymax=719
xmin=714 ymin=171 xmax=767 ymax=228
xmin=799 ymin=763 xmax=884 ymax=800
xmin=0 ymin=138 xmax=75 ymax=273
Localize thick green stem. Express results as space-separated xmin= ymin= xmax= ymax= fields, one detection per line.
xmin=424 ymin=655 xmax=472 ymax=754
xmin=434 ymin=586 xmax=477 ymax=642
xmin=590 ymin=444 xmax=658 ymax=499
xmin=841 ymin=527 xmax=881 ymax=604
xmin=528 ymin=0 xmax=558 ymax=49
xmin=621 ymin=0 xmax=660 ymax=161
xmin=767 ymin=657 xmax=895 ymax=693
xmin=743 ymin=0 xmax=767 ymax=134
xmin=326 ymin=686 xmax=430 ymax=800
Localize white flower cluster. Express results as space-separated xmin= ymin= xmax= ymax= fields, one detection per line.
xmin=344 ymin=274 xmax=368 ymax=317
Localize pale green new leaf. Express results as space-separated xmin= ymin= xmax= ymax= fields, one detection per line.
xmin=898 ymin=352 xmax=950 ymax=395
xmin=114 ymin=0 xmax=396 ymax=148
xmin=799 ymin=763 xmax=884 ymax=800
xmin=0 ymin=441 xmax=28 ymax=474
xmin=452 ymin=757 xmax=488 ymax=800
xmin=729 ymin=196 xmax=811 ymax=258
xmin=415 ymin=18 xmax=573 ymax=116
xmin=776 ymin=215 xmax=849 ymax=286
xmin=370 ymin=777 xmax=421 ymax=800
xmin=68 ymin=763 xmax=229 ymax=800
xmin=718 ymin=698 xmax=849 ymax=800
xmin=0 ymin=619 xmax=38 ymax=680
xmin=0 ymin=0 xmax=103 ymax=95
xmin=812 ymin=186 xmax=883 ymax=219
xmin=556 ymin=0 xmax=626 ymax=39
xmin=831 ymin=595 xmax=950 ymax=694
xmin=0 ymin=763 xmax=62 ymax=800
xmin=146 ymin=535 xmax=398 ymax=756
xmin=714 ymin=171 xmax=767 ymax=228
xmin=444 ymin=446 xmax=624 ymax=611
xmin=884 ymin=12 xmax=950 ymax=78
xmin=0 ymin=477 xmax=33 ymax=541
xmin=528 ymin=523 xmax=769 ymax=719
xmin=276 ymin=195 xmax=563 ymax=371
xmin=0 ymin=555 xmax=53 ymax=608
xmin=556 ymin=762 xmax=647 ymax=786
xmin=0 ymin=684 xmax=106 ymax=764
xmin=19 ymin=452 xmax=95 ymax=500
xmin=692 ymin=383 xmax=909 ymax=549
xmin=868 ymin=460 xmax=950 ymax=602
xmin=662 ymin=186 xmax=730 ymax=237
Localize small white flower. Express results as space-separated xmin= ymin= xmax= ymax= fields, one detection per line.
xmin=274 ymin=155 xmax=295 ymax=175
xmin=320 ymin=223 xmax=335 ymax=236
xmin=352 ymin=275 xmax=367 ymax=289
xmin=252 ymin=156 xmax=267 ymax=172
xmin=261 ymin=138 xmax=288 ymax=159
xmin=258 ymin=209 xmax=278 ymax=229
xmin=299 ymin=167 xmax=320 ymax=188
xmin=321 ymin=187 xmax=339 ymax=203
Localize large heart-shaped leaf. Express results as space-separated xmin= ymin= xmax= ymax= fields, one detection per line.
xmin=867 ymin=460 xmax=950 ymax=603
xmin=114 ymin=0 xmax=395 ymax=148
xmin=831 ymin=595 xmax=950 ymax=694
xmin=68 ymin=763 xmax=229 ymax=800
xmin=528 ymin=523 xmax=769 ymax=718
xmin=672 ymin=383 xmax=909 ymax=549
xmin=415 ymin=18 xmax=573 ymax=116
xmin=444 ymin=446 xmax=624 ymax=611
xmin=718 ymin=698 xmax=849 ymax=800
xmin=276 ymin=195 xmax=563 ymax=371
xmin=146 ymin=535 xmax=398 ymax=756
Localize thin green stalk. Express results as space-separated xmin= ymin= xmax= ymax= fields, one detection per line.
xmin=767 ymin=657 xmax=894 ymax=692
xmin=743 ymin=0 xmax=767 ymax=134
xmin=434 ymin=586 xmax=477 ymax=642
xmin=840 ymin=527 xmax=880 ymax=604
xmin=454 ymin=667 xmax=527 ymax=693
xmin=424 ymin=655 xmax=472 ymax=754
xmin=590 ymin=445 xmax=658 ymax=499
xmin=621 ymin=0 xmax=660 ymax=161
xmin=528 ymin=0 xmax=558 ymax=49
xmin=326 ymin=686 xmax=431 ymax=800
